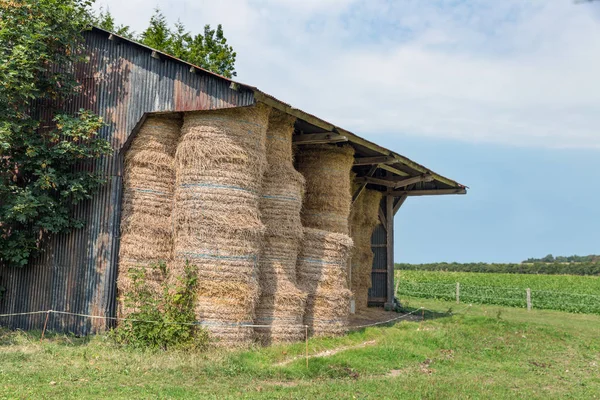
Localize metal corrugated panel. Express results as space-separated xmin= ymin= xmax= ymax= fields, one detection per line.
xmin=368 ymin=224 xmax=387 ymax=302
xmin=0 ymin=29 xmax=255 ymax=335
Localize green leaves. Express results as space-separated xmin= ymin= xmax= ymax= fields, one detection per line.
xmin=113 ymin=261 xmax=209 ymax=351
xmin=0 ymin=0 xmax=111 ymax=267
xmin=99 ymin=7 xmax=238 ymax=78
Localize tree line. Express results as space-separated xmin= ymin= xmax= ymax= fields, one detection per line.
xmin=522 ymin=254 xmax=600 ymax=264
xmin=395 ymin=261 xmax=600 ymax=276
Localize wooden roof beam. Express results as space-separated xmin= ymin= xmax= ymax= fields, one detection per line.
xmin=377 ymin=163 xmax=410 ymax=177
xmin=352 ymin=165 xmax=378 ymax=205
xmin=390 ymin=188 xmax=467 ymax=197
xmin=353 ymin=156 xmax=397 ymax=166
xmin=393 ymin=173 xmax=434 ymax=189
xmin=393 ymin=194 xmax=408 ymax=215
xmin=355 ymin=176 xmax=397 ymax=187
xmin=293 ymin=132 xmax=348 ymax=145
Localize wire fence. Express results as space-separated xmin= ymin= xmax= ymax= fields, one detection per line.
xmin=0 ymin=307 xmax=444 ymax=368
xmin=397 ymin=281 xmax=600 ymax=314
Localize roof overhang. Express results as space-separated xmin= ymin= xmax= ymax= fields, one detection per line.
xmin=95 ymin=26 xmax=467 ymax=197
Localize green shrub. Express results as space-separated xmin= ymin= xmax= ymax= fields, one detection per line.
xmin=112 ymin=261 xmax=209 ymax=351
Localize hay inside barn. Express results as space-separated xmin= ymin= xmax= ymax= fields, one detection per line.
xmin=173 ymin=104 xmax=271 ymax=346
xmin=295 ymin=144 xmax=355 ymax=336
xmin=349 ymin=188 xmax=383 ymax=312
xmin=296 ymin=145 xmax=355 ymax=235
xmin=254 ymin=110 xmax=307 ymax=344
xmin=117 ymin=115 xmax=181 ymax=317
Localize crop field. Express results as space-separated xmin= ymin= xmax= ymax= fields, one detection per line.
xmin=395 ymin=270 xmax=600 ymax=314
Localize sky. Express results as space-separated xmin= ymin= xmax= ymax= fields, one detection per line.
xmin=94 ymin=0 xmax=600 ymax=263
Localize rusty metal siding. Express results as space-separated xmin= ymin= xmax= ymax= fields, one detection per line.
xmin=369 ymin=224 xmax=387 ymax=303
xmin=0 ymin=29 xmax=255 ymax=335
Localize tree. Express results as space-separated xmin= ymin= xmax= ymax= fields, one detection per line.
xmin=0 ymin=0 xmax=112 ymax=267
xmin=140 ymin=8 xmax=171 ymax=51
xmin=101 ymin=8 xmax=238 ymax=78
xmin=187 ymin=24 xmax=237 ymax=78
xmin=95 ymin=7 xmax=135 ymax=39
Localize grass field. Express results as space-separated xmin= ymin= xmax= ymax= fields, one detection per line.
xmin=396 ymin=270 xmax=600 ymax=314
xmin=1 ymin=300 xmax=599 ymax=399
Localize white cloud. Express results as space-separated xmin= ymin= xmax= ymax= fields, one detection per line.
xmin=94 ymin=0 xmax=600 ymax=148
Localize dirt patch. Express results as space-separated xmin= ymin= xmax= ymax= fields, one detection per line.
xmin=276 ymin=340 xmax=377 ymax=366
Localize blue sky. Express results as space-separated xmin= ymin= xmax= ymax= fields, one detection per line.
xmin=96 ymin=0 xmax=600 ymax=262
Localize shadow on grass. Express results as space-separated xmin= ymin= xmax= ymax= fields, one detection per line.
xmin=0 ymin=327 xmax=93 ymax=347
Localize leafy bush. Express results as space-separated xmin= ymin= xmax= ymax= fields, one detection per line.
xmin=0 ymin=0 xmax=112 ymax=267
xmin=113 ymin=261 xmax=209 ymax=351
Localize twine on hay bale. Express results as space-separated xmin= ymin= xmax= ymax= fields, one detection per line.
xmin=117 ymin=115 xmax=182 ymax=318
xmin=255 ymin=110 xmax=308 ymax=344
xmin=349 ymin=188 xmax=382 ymax=312
xmin=173 ymin=104 xmax=271 ymax=346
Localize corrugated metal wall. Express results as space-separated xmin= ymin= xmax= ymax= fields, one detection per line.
xmin=368 ymin=224 xmax=387 ymax=304
xmin=0 ymin=29 xmax=255 ymax=335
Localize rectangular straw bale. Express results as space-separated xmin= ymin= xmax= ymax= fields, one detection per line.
xmin=173 ymin=104 xmax=271 ymax=347
xmin=255 ymin=110 xmax=307 ymax=344
xmin=117 ymin=115 xmax=181 ymax=318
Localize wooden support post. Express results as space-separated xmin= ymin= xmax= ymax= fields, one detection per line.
xmin=40 ymin=310 xmax=51 ymax=343
xmin=385 ymin=194 xmax=395 ymax=309
xmin=526 ymin=288 xmax=532 ymax=311
xmin=305 ymin=325 xmax=309 ymax=368
xmin=456 ymin=283 xmax=460 ymax=304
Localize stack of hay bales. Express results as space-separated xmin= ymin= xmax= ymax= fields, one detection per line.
xmin=349 ymin=188 xmax=382 ymax=312
xmin=295 ymin=145 xmax=355 ymax=336
xmin=173 ymin=104 xmax=271 ymax=346
xmin=254 ymin=110 xmax=307 ymax=344
xmin=117 ymin=115 xmax=181 ymax=317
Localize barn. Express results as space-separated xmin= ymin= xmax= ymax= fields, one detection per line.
xmin=0 ymin=27 xmax=466 ymax=340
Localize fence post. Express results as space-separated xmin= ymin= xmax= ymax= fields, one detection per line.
xmin=456 ymin=282 xmax=460 ymax=304
xmin=526 ymin=288 xmax=532 ymax=311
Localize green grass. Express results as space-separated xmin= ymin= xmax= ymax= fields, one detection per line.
xmin=1 ymin=300 xmax=599 ymax=399
xmin=396 ymin=270 xmax=600 ymax=314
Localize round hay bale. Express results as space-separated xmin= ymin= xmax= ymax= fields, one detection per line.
xmin=117 ymin=115 xmax=181 ymax=318
xmin=173 ymin=104 xmax=271 ymax=347
xmin=297 ymin=228 xmax=353 ymax=336
xmin=349 ymin=188 xmax=382 ymax=311
xmin=255 ymin=110 xmax=307 ymax=344
xmin=295 ymin=144 xmax=355 ymax=235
